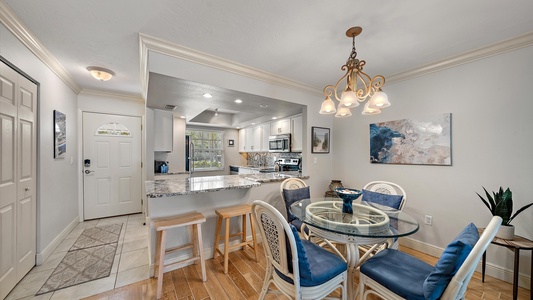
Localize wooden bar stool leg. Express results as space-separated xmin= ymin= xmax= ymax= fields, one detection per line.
xmin=197 ymin=223 xmax=207 ymax=282
xmin=157 ymin=230 xmax=167 ymax=300
xmin=249 ymin=212 xmax=259 ymax=262
xmin=224 ymin=217 xmax=230 ymax=274
xmin=213 ymin=215 xmax=222 ymax=259
xmin=192 ymin=224 xmax=199 ymax=265
xmin=242 ymin=214 xmax=247 ymax=248
xmin=154 ymin=230 xmax=162 ymax=278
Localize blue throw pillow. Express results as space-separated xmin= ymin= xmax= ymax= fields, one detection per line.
xmin=362 ymin=189 xmax=403 ymax=209
xmin=423 ymin=223 xmax=479 ymax=299
xmin=283 ymin=187 xmax=310 ymax=222
xmin=289 ymin=224 xmax=312 ymax=280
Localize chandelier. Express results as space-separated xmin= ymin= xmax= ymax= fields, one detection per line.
xmin=320 ymin=26 xmax=390 ymax=117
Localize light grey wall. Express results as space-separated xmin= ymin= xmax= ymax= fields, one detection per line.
xmin=333 ymin=45 xmax=533 ymax=275
xmin=0 ymin=24 xmax=79 ymax=254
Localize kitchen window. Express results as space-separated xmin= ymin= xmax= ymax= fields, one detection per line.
xmin=186 ymin=129 xmax=224 ymax=171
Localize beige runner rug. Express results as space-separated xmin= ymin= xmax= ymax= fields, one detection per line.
xmin=36 ymin=223 xmax=122 ymax=295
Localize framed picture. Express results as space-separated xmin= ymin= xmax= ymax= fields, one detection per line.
xmin=228 ymin=139 xmax=234 ymax=147
xmin=312 ymin=126 xmax=330 ymax=153
xmin=370 ymin=113 xmax=451 ymax=165
xmin=54 ymin=110 xmax=66 ymax=158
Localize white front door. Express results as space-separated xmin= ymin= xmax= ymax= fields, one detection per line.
xmin=83 ymin=112 xmax=142 ymax=220
xmin=0 ymin=61 xmax=37 ymax=300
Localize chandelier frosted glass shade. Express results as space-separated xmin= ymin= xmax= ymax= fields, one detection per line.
xmin=319 ymin=96 xmax=337 ymax=114
xmin=320 ymin=26 xmax=390 ymax=117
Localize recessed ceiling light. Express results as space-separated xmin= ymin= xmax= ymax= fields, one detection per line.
xmin=203 ymin=93 xmax=212 ymax=98
xmin=252 ymin=123 xmax=256 ymax=125
xmin=180 ymin=116 xmax=186 ymax=119
xmin=235 ymin=99 xmax=243 ymax=103
xmin=272 ymin=117 xmax=277 ymax=120
xmin=236 ymin=127 xmax=240 ymax=129
xmin=260 ymin=104 xmax=268 ymax=108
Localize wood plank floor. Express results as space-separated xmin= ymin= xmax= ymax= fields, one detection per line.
xmin=83 ymin=244 xmax=530 ymax=300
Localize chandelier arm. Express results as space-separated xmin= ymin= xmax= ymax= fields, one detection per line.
xmin=355 ymin=70 xmax=372 ymax=101
xmin=323 ymin=65 xmax=351 ymax=101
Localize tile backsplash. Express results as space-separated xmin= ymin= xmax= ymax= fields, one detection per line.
xmin=246 ymin=152 xmax=301 ymax=166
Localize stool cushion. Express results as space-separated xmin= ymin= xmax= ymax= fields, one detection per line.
xmin=423 ymin=223 xmax=479 ymax=299
xmin=362 ymin=189 xmax=403 ymax=209
xmin=276 ymin=225 xmax=347 ymax=287
xmin=283 ymin=187 xmax=310 ymax=222
xmin=361 ymin=249 xmax=434 ymax=300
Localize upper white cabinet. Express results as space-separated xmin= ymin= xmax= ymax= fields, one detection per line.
xmin=261 ymin=123 xmax=271 ymax=151
xmin=238 ymin=128 xmax=246 ymax=152
xmin=154 ymin=109 xmax=173 ymax=152
xmin=252 ymin=125 xmax=262 ymax=152
xmin=270 ymin=118 xmax=290 ymax=135
xmin=290 ymin=115 xmax=303 ymax=152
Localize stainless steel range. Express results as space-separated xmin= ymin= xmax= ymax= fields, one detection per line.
xmin=276 ymin=158 xmax=300 ymax=172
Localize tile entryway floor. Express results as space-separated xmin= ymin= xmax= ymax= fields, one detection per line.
xmin=5 ymin=214 xmax=150 ymax=300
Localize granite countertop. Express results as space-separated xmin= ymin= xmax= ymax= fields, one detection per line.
xmin=154 ymin=171 xmax=189 ymax=176
xmin=146 ymin=172 xmax=309 ymax=198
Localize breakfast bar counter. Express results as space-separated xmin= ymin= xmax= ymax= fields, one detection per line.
xmin=145 ymin=172 xmax=309 ymax=273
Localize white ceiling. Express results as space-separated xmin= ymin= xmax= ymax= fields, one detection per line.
xmin=4 ymin=0 xmax=533 ymax=126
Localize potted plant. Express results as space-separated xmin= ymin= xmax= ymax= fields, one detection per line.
xmin=476 ymin=187 xmax=533 ymax=239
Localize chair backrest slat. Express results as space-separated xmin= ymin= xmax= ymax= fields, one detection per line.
xmin=441 ymin=216 xmax=502 ymax=299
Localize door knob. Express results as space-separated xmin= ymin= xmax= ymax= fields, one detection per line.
xmin=84 ymin=170 xmax=95 ymax=174
xmin=25 ymin=187 xmax=30 ymax=191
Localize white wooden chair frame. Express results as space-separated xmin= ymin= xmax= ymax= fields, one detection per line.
xmin=358 ymin=216 xmax=502 ymax=300
xmin=252 ymin=200 xmax=347 ymax=300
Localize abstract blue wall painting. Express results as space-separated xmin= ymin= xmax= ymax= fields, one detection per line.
xmin=370 ymin=113 xmax=451 ymax=165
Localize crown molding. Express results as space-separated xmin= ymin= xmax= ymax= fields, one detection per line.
xmin=0 ymin=1 xmax=81 ymax=93
xmin=388 ymin=31 xmax=533 ymax=84
xmin=80 ymin=89 xmax=144 ymax=103
xmin=139 ymin=33 xmax=323 ymax=98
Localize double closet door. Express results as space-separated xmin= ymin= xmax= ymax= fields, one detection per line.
xmin=0 ymin=60 xmax=37 ymax=300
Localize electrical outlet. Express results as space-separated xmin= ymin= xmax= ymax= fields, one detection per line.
xmin=424 ymin=215 xmax=433 ymax=226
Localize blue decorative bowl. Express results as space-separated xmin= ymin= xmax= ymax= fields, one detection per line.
xmin=335 ymin=188 xmax=362 ymax=214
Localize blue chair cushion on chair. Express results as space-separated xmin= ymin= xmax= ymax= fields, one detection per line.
xmin=283 ymin=187 xmax=310 ymax=223
xmin=423 ymin=223 xmax=479 ymax=299
xmin=362 ymin=189 xmax=403 ymax=209
xmin=289 ymin=218 xmax=309 ymax=235
xmin=360 ymin=249 xmax=434 ymax=300
xmin=276 ymin=225 xmax=347 ymax=287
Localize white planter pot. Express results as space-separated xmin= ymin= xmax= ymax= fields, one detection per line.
xmin=496 ymin=225 xmax=514 ymax=240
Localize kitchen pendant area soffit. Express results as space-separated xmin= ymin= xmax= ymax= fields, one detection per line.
xmin=146 ymin=72 xmax=304 ymax=128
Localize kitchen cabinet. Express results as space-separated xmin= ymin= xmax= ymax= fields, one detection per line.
xmin=261 ymin=123 xmax=271 ymax=151
xmin=270 ymin=118 xmax=290 ymax=135
xmin=154 ymin=109 xmax=173 ymax=152
xmin=238 ymin=128 xmax=246 ymax=152
xmin=291 ymin=115 xmax=303 ymax=152
xmin=239 ymin=126 xmax=263 ymax=152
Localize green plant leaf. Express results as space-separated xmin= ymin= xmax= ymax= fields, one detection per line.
xmin=508 ymin=202 xmax=533 ymax=224
xmin=476 ymin=192 xmax=493 ymax=213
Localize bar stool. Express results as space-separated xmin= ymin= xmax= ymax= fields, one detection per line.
xmin=154 ymin=212 xmax=206 ymax=299
xmin=213 ymin=204 xmax=258 ymax=274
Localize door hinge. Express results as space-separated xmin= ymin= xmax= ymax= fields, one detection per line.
xmin=141 ymin=124 xmax=143 ymax=130
xmin=141 ymin=162 xmax=143 ymax=168
xmin=141 ymin=199 xmax=143 ymax=206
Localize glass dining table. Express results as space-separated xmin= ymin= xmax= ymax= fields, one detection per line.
xmin=290 ymin=197 xmax=419 ymax=300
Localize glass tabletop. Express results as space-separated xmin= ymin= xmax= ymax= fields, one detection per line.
xmin=290 ymin=197 xmax=419 ymax=238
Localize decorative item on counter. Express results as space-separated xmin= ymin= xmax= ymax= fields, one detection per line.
xmin=335 ymin=187 xmax=362 ymax=214
xmin=160 ymin=162 xmax=168 ymax=173
xmin=325 ymin=180 xmax=343 ymax=198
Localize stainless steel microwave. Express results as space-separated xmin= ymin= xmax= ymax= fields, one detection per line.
xmin=269 ymin=134 xmax=291 ymax=152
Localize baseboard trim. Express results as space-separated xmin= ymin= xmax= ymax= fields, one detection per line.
xmin=36 ymin=216 xmax=79 ymax=265
xmin=400 ymin=237 xmax=531 ymax=290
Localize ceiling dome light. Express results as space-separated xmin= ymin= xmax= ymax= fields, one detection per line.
xmin=87 ymin=66 xmax=115 ymax=81
xmin=235 ymin=99 xmax=243 ymax=103
xmin=202 ymin=93 xmax=213 ymax=98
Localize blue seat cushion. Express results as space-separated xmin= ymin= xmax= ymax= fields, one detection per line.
xmin=276 ymin=225 xmax=347 ymax=287
xmin=283 ymin=187 xmax=310 ymax=222
xmin=362 ymin=189 xmax=403 ymax=209
xmin=290 ymin=219 xmax=309 ymax=236
xmin=360 ymin=249 xmax=434 ymax=300
xmin=423 ymin=223 xmax=479 ymax=299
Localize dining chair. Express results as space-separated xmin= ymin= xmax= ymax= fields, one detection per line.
xmin=280 ymin=178 xmax=309 ymax=233
xmin=358 ymin=181 xmax=407 ymax=260
xmin=358 ymin=216 xmax=502 ymax=300
xmin=251 ymin=200 xmax=348 ymax=300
